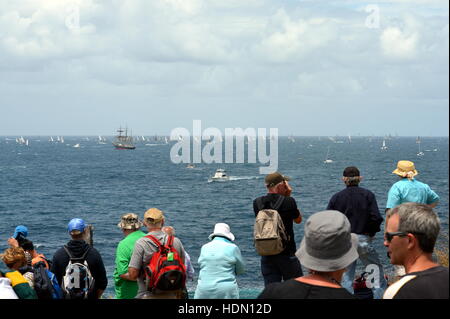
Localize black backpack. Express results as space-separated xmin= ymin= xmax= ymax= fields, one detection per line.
xmin=33 ymin=261 xmax=63 ymax=299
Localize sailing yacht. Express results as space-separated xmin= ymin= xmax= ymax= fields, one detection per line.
xmin=417 ymin=137 xmax=424 ymax=156
xmin=381 ymin=139 xmax=388 ymax=151
xmin=112 ymin=127 xmax=136 ymax=150
xmin=324 ymin=147 xmax=333 ymax=163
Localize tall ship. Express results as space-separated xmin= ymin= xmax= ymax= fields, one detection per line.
xmin=112 ymin=127 xmax=136 ymax=150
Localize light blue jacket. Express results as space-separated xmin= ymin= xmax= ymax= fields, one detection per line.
xmin=194 ymin=237 xmax=245 ymax=299
xmin=386 ymin=178 xmax=440 ymax=209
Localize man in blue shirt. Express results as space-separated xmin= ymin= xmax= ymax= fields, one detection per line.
xmin=386 ymin=160 xmax=440 ymax=212
xmin=327 ymin=166 xmax=387 ymax=299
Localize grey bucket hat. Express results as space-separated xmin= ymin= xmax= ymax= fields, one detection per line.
xmin=296 ymin=210 xmax=359 ymax=272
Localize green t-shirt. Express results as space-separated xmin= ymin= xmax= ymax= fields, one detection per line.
xmin=113 ymin=230 xmax=146 ymax=299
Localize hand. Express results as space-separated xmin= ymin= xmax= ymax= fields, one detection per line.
xmin=8 ymin=238 xmax=19 ymax=248
xmin=284 ymin=182 xmax=292 ymax=197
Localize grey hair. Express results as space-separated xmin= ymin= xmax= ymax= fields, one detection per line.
xmin=388 ymin=203 xmax=440 ymax=253
xmin=343 ymin=176 xmax=361 ymax=186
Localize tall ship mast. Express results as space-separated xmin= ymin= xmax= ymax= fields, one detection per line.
xmin=112 ymin=127 xmax=136 ymax=150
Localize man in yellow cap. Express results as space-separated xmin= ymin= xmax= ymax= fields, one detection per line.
xmin=123 ymin=208 xmax=186 ymax=299
xmin=386 ymin=160 xmax=439 ymax=213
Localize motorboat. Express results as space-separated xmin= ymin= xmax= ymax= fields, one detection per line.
xmin=211 ymin=169 xmax=229 ymax=181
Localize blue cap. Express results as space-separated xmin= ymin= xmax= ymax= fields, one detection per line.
xmin=68 ymin=218 xmax=86 ymax=234
xmin=13 ymin=225 xmax=28 ymax=239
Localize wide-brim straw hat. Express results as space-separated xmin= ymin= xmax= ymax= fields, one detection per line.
xmin=208 ymin=223 xmax=235 ymax=242
xmin=296 ymin=210 xmax=359 ymax=272
xmin=392 ymin=160 xmax=418 ymax=178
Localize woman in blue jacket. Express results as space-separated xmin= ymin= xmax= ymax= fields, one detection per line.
xmin=194 ymin=223 xmax=245 ymax=299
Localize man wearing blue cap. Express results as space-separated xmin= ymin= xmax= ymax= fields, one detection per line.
xmin=7 ymin=225 xmax=29 ymax=248
xmin=50 ymin=218 xmax=108 ymax=299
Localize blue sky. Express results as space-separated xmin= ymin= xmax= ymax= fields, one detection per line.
xmin=0 ymin=0 xmax=448 ymax=136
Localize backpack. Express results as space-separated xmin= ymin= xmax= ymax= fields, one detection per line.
xmin=254 ymin=195 xmax=289 ymax=256
xmin=353 ymin=272 xmax=374 ymax=300
xmin=144 ymin=235 xmax=186 ymax=292
xmin=33 ymin=261 xmax=63 ymax=299
xmin=61 ymin=246 xmax=95 ymax=299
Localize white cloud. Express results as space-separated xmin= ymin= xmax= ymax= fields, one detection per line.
xmin=381 ymin=27 xmax=418 ymax=59
xmin=0 ymin=0 xmax=448 ymax=135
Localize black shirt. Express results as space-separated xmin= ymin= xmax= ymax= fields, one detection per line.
xmin=51 ymin=239 xmax=108 ymax=298
xmin=393 ymin=266 xmax=449 ymax=299
xmin=253 ymin=193 xmax=300 ymax=255
xmin=327 ymin=186 xmax=383 ymax=236
xmin=258 ymin=279 xmax=355 ymax=299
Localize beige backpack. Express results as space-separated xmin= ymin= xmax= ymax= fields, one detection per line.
xmin=254 ymin=196 xmax=289 ymax=256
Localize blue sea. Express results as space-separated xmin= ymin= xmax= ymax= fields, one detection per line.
xmin=0 ymin=136 xmax=448 ymax=299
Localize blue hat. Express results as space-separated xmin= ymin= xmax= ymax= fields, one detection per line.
xmin=68 ymin=218 xmax=86 ymax=234
xmin=13 ymin=225 xmax=28 ymax=239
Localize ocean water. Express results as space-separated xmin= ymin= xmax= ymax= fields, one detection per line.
xmin=0 ymin=136 xmax=448 ymax=299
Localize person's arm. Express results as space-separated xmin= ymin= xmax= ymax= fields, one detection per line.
xmin=96 ymin=289 xmax=104 ymax=299
xmin=7 ymin=238 xmax=19 ymax=248
xmin=125 ymin=240 xmax=144 ymax=281
xmin=123 ymin=267 xmax=140 ymax=281
xmin=294 ymin=212 xmax=302 ymax=224
xmin=429 ymin=201 xmax=439 ymax=208
xmin=234 ymin=246 xmax=245 ymax=276
xmin=386 ymin=185 xmax=401 ymax=213
xmin=90 ymin=249 xmax=108 ymax=297
xmin=426 ymin=186 xmax=439 ymax=208
xmin=115 ymin=244 xmax=136 ymax=281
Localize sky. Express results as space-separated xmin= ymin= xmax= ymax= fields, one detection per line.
xmin=0 ymin=0 xmax=448 ymax=136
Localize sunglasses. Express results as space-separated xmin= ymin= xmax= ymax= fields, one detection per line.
xmin=385 ymin=231 xmax=424 ymax=242
xmin=384 ymin=231 xmax=409 ymax=242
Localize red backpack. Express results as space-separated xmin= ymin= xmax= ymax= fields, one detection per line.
xmin=144 ymin=235 xmax=186 ymax=291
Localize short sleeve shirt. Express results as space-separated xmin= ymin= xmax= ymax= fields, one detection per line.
xmin=253 ymin=194 xmax=301 ymax=255
xmin=113 ymin=230 xmax=146 ymax=299
xmin=128 ymin=230 xmax=185 ymax=298
xmin=386 ymin=179 xmax=440 ymax=209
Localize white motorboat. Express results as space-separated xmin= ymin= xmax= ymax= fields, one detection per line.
xmin=211 ymin=169 xmax=229 ymax=181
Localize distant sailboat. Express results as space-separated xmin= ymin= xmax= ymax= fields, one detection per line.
xmin=324 ymin=146 xmax=333 ymax=163
xmin=417 ymin=137 xmax=424 ymax=156
xmin=381 ymin=139 xmax=388 ymax=151
xmin=73 ymin=143 xmax=80 ymax=148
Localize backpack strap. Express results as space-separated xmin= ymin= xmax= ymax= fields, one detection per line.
xmin=165 ymin=235 xmax=174 ymax=248
xmin=145 ymin=235 xmax=163 ymax=249
xmin=272 ymin=195 xmax=285 ymax=211
xmin=256 ymin=195 xmax=285 ymax=212
xmin=63 ymin=245 xmax=91 ymax=262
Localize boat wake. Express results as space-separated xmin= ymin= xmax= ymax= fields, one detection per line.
xmin=207 ymin=176 xmax=261 ymax=183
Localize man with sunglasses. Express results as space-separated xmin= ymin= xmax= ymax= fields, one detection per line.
xmin=383 ymin=203 xmax=448 ymax=299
